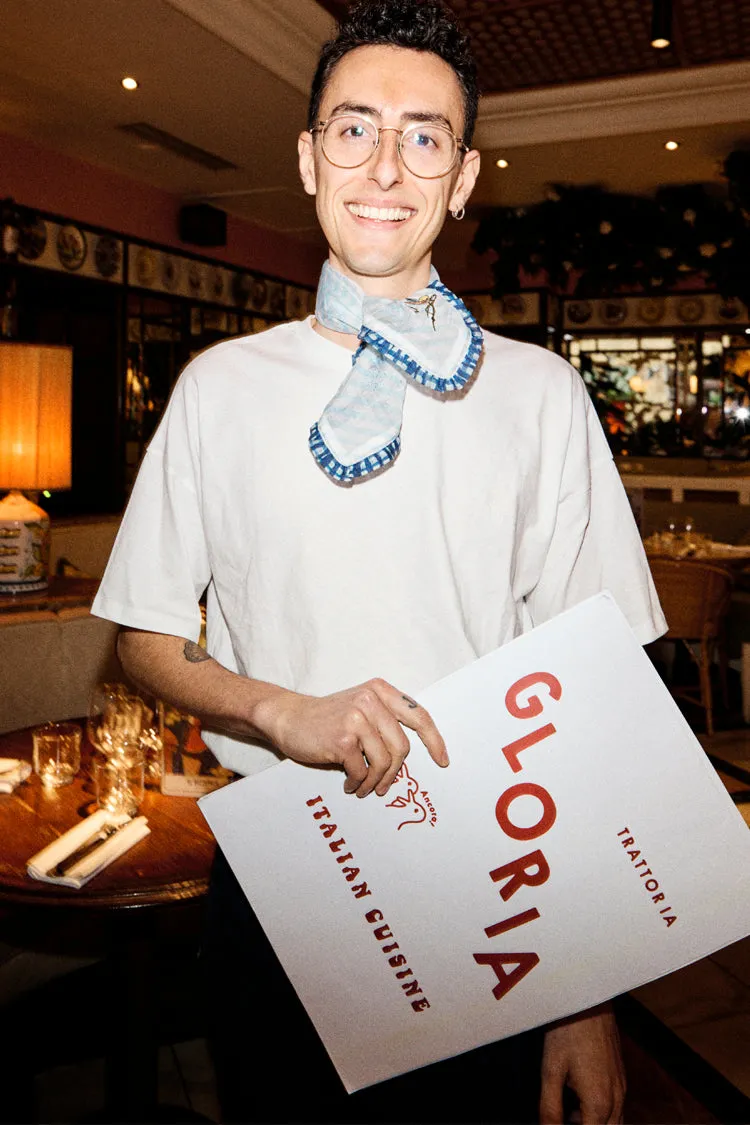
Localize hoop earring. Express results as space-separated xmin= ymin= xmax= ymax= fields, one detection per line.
xmin=451 ymin=206 xmax=465 ymax=221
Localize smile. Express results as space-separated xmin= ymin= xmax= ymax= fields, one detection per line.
xmin=346 ymin=203 xmax=414 ymax=222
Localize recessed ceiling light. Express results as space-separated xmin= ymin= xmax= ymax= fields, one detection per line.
xmin=122 ymin=76 xmax=139 ymax=91
xmin=496 ymin=158 xmax=509 ymax=169
xmin=664 ymin=140 xmax=679 ymax=151
xmin=651 ymin=36 xmax=670 ymax=49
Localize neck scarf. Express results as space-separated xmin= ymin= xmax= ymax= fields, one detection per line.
xmin=310 ymin=261 xmax=483 ymax=483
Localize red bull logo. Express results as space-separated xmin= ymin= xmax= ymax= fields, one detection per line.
xmin=385 ymin=762 xmax=437 ymax=830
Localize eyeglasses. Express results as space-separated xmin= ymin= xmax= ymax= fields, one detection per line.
xmin=311 ymin=114 xmax=468 ymax=179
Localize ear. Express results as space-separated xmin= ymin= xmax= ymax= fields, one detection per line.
xmin=448 ymin=148 xmax=481 ymax=214
xmin=298 ymin=132 xmax=317 ymax=197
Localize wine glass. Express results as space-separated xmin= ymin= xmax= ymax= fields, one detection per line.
xmin=87 ymin=682 xmax=142 ymax=758
xmin=133 ymin=690 xmax=165 ymax=789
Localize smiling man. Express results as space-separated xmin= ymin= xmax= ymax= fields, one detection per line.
xmin=92 ymin=1 xmax=665 ymax=1121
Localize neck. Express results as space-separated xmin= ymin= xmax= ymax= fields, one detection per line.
xmin=327 ymin=252 xmax=433 ymax=300
xmin=311 ymin=318 xmax=359 ymax=352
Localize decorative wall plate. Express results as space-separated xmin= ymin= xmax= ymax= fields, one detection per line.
xmin=57 ymin=224 xmax=87 ymax=271
xmin=500 ymin=294 xmax=526 ymax=320
xmin=676 ymin=296 xmax=705 ymax=323
xmin=161 ymin=255 xmax=181 ymax=291
xmin=286 ymin=287 xmax=307 ymax=319
xmin=232 ymin=272 xmax=252 ymax=307
xmin=18 ymin=216 xmax=47 ymax=261
xmin=268 ymin=283 xmax=286 ymax=320
xmin=636 ymin=297 xmax=665 ymax=324
xmin=94 ymin=235 xmax=122 ymax=279
xmin=716 ymin=296 xmax=742 ymax=321
xmin=210 ymin=268 xmax=225 ymax=301
xmin=188 ymin=262 xmax=204 ymax=297
xmin=135 ymin=246 xmax=157 ymax=287
xmin=251 ymin=278 xmax=268 ymax=311
xmin=599 ymin=298 xmax=627 ymax=326
xmin=566 ymin=300 xmax=592 ymax=325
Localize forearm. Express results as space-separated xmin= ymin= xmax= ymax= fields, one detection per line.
xmin=116 ymin=627 xmax=291 ymax=742
xmin=116 ymin=627 xmax=448 ymax=797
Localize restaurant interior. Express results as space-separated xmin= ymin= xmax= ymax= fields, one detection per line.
xmin=3 ymin=0 xmax=750 ymax=1121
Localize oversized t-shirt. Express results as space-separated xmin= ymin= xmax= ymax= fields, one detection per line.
xmin=92 ymin=316 xmax=666 ymax=775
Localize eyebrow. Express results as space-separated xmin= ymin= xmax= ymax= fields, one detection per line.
xmin=325 ymin=101 xmax=456 ymax=133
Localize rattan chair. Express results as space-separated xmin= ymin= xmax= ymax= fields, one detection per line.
xmin=649 ymin=558 xmax=734 ymax=735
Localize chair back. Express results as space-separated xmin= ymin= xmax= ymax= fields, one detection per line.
xmin=649 ymin=558 xmax=734 ymax=641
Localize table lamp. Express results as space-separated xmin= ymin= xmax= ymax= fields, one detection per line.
xmin=0 ymin=343 xmax=73 ymax=594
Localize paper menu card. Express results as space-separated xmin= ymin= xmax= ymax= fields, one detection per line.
xmin=200 ymin=592 xmax=750 ymax=1094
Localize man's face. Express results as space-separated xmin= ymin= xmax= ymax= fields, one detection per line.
xmin=299 ymin=44 xmax=480 ymax=298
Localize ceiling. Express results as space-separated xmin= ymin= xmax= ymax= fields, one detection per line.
xmin=320 ymin=0 xmax=750 ymax=95
xmin=2 ymin=0 xmax=750 ymax=278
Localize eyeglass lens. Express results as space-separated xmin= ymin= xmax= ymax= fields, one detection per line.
xmin=321 ymin=115 xmax=458 ymax=177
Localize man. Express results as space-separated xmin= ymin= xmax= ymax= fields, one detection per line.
xmin=93 ymin=1 xmax=665 ymax=1121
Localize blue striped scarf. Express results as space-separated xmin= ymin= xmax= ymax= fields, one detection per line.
xmin=310 ymin=261 xmax=483 ymax=484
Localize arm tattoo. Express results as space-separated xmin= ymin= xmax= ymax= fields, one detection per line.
xmin=402 ymin=694 xmax=419 ymax=709
xmin=183 ymin=640 xmax=211 ymax=664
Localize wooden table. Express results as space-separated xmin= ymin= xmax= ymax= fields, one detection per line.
xmin=0 ymin=723 xmax=218 ymax=1123
xmin=0 ymin=723 xmax=215 ymax=908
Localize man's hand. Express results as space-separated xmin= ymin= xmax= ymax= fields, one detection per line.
xmin=254 ymin=678 xmax=448 ymax=798
xmin=540 ymin=1004 xmax=625 ymax=1124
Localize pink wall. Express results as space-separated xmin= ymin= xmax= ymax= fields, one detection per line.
xmin=0 ymin=131 xmax=323 ymax=286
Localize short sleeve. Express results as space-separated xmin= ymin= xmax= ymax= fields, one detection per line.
xmin=524 ymin=374 xmax=667 ymax=646
xmin=91 ymin=370 xmax=210 ymax=641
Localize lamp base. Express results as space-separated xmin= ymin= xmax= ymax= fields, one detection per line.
xmin=0 ymin=489 xmax=50 ymax=594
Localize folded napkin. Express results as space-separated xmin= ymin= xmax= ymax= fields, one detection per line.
xmin=27 ymin=809 xmax=150 ymax=889
xmin=0 ymin=758 xmax=32 ymax=794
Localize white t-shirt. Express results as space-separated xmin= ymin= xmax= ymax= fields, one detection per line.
xmin=92 ymin=316 xmax=666 ymax=775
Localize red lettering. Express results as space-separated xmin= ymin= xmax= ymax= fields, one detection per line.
xmin=306 ymin=796 xmax=323 ymax=806
xmin=473 ymin=952 xmax=540 ymax=1000
xmin=313 ymin=807 xmax=330 ymax=820
xmin=665 ymin=916 xmax=677 ymax=927
xmin=365 ymin=909 xmax=383 ymax=923
xmin=401 ymin=979 xmax=422 ymax=996
xmin=495 ymin=783 xmax=557 ymax=841
xmin=382 ymin=942 xmax=399 ymax=953
xmin=490 ymin=850 xmax=550 ymax=901
xmin=484 ymin=907 xmax=540 ymax=939
xmin=341 ymin=866 xmax=360 ymax=882
xmin=389 ymin=954 xmax=407 ymax=968
xmin=620 ymin=837 xmax=634 ymax=848
xmin=352 ymin=882 xmax=372 ymax=899
xmin=501 ymin=724 xmax=557 ymax=774
xmin=504 ymin=673 xmax=562 ymax=719
xmin=374 ymin=925 xmax=393 ymax=941
xmin=319 ymin=823 xmax=338 ymax=838
xmin=411 ymin=997 xmax=431 ymax=1012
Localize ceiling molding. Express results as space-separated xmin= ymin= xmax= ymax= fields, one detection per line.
xmin=164 ymin=0 xmax=335 ymax=96
xmin=476 ymin=60 xmax=750 ymax=150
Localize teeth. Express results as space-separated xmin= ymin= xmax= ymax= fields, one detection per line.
xmin=348 ymin=204 xmax=412 ymax=222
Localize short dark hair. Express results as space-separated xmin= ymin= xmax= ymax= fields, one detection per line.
xmin=308 ymin=0 xmax=479 ymax=146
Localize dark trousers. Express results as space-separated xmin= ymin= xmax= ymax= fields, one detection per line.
xmin=201 ymin=847 xmax=545 ymax=1125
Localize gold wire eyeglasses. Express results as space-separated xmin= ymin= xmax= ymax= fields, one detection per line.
xmin=311 ymin=113 xmax=468 ymax=179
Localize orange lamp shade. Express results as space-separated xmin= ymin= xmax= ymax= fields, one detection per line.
xmin=0 ymin=343 xmax=73 ymax=491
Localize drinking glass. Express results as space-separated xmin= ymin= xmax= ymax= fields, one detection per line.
xmin=87 ymin=682 xmax=143 ymax=758
xmin=92 ymin=747 xmax=145 ymax=817
xmin=32 ymin=722 xmax=82 ymax=788
xmin=135 ymin=691 xmax=165 ymax=789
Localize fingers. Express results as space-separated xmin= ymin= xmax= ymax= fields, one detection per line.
xmin=371 ymin=680 xmax=449 ymax=769
xmin=332 ymin=680 xmax=449 ymax=799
